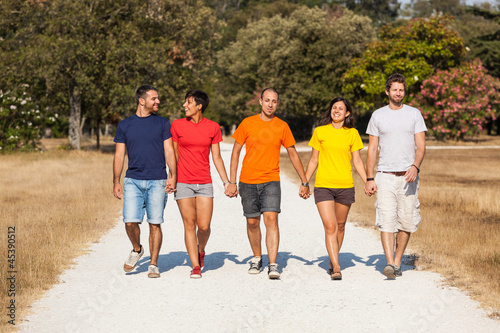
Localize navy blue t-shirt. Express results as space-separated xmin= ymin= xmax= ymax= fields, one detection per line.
xmin=114 ymin=113 xmax=172 ymax=180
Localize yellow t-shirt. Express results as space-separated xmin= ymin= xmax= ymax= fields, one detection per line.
xmin=308 ymin=125 xmax=364 ymax=188
xmin=233 ymin=114 xmax=296 ymax=184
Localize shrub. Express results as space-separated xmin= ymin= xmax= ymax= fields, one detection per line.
xmin=411 ymin=59 xmax=500 ymax=140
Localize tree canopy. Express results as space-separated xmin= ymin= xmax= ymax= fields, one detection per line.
xmin=0 ymin=0 xmax=222 ymax=149
xmin=216 ymin=5 xmax=375 ymax=134
xmin=342 ymin=15 xmax=465 ymax=112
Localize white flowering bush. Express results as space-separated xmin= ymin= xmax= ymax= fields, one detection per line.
xmin=0 ymin=85 xmax=53 ymax=152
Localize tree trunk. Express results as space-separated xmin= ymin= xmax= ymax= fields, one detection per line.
xmin=68 ymin=86 xmax=82 ymax=150
xmin=96 ymin=116 xmax=101 ymax=151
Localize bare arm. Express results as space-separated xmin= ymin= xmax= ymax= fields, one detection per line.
xmin=304 ymin=148 xmax=319 ymax=182
xmin=211 ymin=143 xmax=230 ymax=192
xmin=286 ymin=145 xmax=310 ymax=198
xmin=113 ymin=143 xmax=126 ymax=199
xmin=164 ymin=138 xmax=177 ymax=193
xmin=227 ymin=141 xmax=243 ymax=197
xmin=364 ymin=135 xmax=378 ymax=196
xmin=300 ymin=148 xmax=319 ymax=199
xmin=352 ymin=149 xmax=367 ymax=183
xmin=173 ymin=140 xmax=179 ymax=163
xmin=405 ymin=131 xmax=426 ymax=183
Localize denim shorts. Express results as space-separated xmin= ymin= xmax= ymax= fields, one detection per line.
xmin=314 ymin=187 xmax=355 ymax=205
xmin=374 ymin=172 xmax=421 ymax=233
xmin=238 ymin=181 xmax=281 ymax=217
xmin=123 ymin=177 xmax=168 ymax=224
xmin=174 ymin=183 xmax=214 ymax=200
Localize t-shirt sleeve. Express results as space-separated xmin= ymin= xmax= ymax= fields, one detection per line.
xmin=308 ymin=128 xmax=321 ymax=151
xmin=232 ymin=120 xmax=247 ymax=145
xmin=114 ymin=122 xmax=125 ymax=143
xmin=366 ymin=113 xmax=379 ymax=136
xmin=414 ymin=109 xmax=428 ymax=133
xmin=212 ymin=122 xmax=223 ymax=144
xmin=350 ymin=129 xmax=364 ymax=152
xmin=281 ymin=123 xmax=296 ymax=148
xmin=163 ymin=119 xmax=172 ymax=141
xmin=170 ymin=121 xmax=179 ymax=142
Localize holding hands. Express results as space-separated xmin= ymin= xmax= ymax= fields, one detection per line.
xmin=299 ymin=184 xmax=311 ymax=199
xmin=225 ymin=182 xmax=238 ymax=198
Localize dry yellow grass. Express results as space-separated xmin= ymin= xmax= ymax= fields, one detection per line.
xmin=0 ymin=148 xmax=121 ymax=331
xmin=282 ymin=140 xmax=500 ymax=318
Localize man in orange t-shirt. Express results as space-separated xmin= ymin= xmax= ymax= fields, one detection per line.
xmin=226 ymin=88 xmax=309 ymax=279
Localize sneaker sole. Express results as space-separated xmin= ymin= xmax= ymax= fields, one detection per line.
xmin=383 ymin=265 xmax=396 ymax=279
xmin=148 ymin=273 xmax=160 ymax=278
xmin=248 ymin=269 xmax=261 ymax=274
xmin=268 ymin=273 xmax=280 ymax=280
xmin=190 ymin=274 xmax=202 ymax=279
xmin=124 ymin=264 xmax=136 ymax=272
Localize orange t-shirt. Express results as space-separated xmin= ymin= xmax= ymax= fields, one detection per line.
xmin=232 ymin=114 xmax=296 ymax=184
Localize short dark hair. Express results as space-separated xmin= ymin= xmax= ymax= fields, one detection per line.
xmin=185 ymin=90 xmax=209 ymax=113
xmin=136 ymin=85 xmax=158 ymax=106
xmin=260 ymin=87 xmax=279 ymax=101
xmin=318 ymin=97 xmax=355 ymax=128
xmin=385 ymin=73 xmax=406 ymax=92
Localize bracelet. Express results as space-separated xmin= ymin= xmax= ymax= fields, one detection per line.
xmin=226 ymin=181 xmax=236 ymax=185
xmin=411 ymin=164 xmax=420 ymax=173
xmin=113 ymin=181 xmax=120 ymax=185
xmin=366 ymin=178 xmax=374 ymax=181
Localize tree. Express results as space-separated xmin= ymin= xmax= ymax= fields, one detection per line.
xmin=216 ymin=5 xmax=375 ymax=136
xmin=335 ymin=0 xmax=400 ymax=26
xmin=410 ymin=59 xmax=500 ymax=140
xmin=0 ymin=0 xmax=222 ymax=150
xmin=342 ymin=15 xmax=465 ymax=112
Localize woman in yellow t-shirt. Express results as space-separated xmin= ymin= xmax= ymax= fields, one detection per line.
xmin=303 ymin=97 xmax=367 ymax=280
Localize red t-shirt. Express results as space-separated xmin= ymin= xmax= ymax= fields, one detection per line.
xmin=171 ymin=117 xmax=222 ymax=184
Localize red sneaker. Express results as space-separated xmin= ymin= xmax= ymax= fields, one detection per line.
xmin=199 ymin=252 xmax=205 ymax=270
xmin=190 ymin=266 xmax=202 ymax=279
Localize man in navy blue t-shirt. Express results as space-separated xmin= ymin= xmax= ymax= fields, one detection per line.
xmin=113 ymin=85 xmax=177 ymax=278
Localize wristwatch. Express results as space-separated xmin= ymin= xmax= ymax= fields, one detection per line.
xmin=301 ymin=182 xmax=309 ymax=187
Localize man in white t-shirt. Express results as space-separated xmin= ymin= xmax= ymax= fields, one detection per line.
xmin=364 ymin=73 xmax=427 ymax=279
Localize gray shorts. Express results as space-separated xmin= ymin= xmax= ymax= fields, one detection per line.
xmin=174 ymin=183 xmax=214 ymax=200
xmin=238 ymin=181 xmax=281 ymax=218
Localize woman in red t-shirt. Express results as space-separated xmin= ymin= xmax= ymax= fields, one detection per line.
xmin=171 ymin=90 xmax=230 ymax=278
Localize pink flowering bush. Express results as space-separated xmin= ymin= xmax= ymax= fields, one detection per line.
xmin=411 ymin=59 xmax=500 ymax=140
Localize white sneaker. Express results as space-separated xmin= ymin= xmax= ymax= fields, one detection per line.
xmin=147 ymin=265 xmax=160 ymax=278
xmin=123 ymin=245 xmax=144 ymax=272
xmin=268 ymin=263 xmax=280 ymax=279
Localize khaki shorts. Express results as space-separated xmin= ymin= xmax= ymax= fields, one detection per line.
xmin=374 ymin=172 xmax=421 ymax=233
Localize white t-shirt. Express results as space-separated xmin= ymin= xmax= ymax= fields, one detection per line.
xmin=366 ymin=104 xmax=427 ymax=172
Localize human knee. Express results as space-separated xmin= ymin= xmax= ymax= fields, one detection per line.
xmin=337 ymin=222 xmax=346 ymax=232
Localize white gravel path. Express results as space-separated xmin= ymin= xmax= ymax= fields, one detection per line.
xmin=21 ymin=142 xmax=500 ymax=332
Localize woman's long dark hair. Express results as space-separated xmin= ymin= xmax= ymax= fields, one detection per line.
xmin=317 ymin=97 xmax=355 ymax=128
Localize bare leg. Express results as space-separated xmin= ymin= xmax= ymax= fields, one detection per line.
xmin=246 ymin=217 xmax=262 ymax=258
xmin=148 ymin=223 xmax=162 ymax=266
xmin=125 ymin=223 xmax=141 ymax=252
xmin=394 ymin=230 xmax=411 ymax=267
xmin=262 ymin=212 xmax=279 ymax=264
xmin=381 ymin=231 xmax=395 ymax=265
xmin=334 ymin=202 xmax=351 ymax=250
xmin=316 ymin=201 xmax=341 ymax=272
xmin=195 ymin=196 xmax=213 ymax=253
xmin=177 ymin=198 xmax=200 ymax=268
